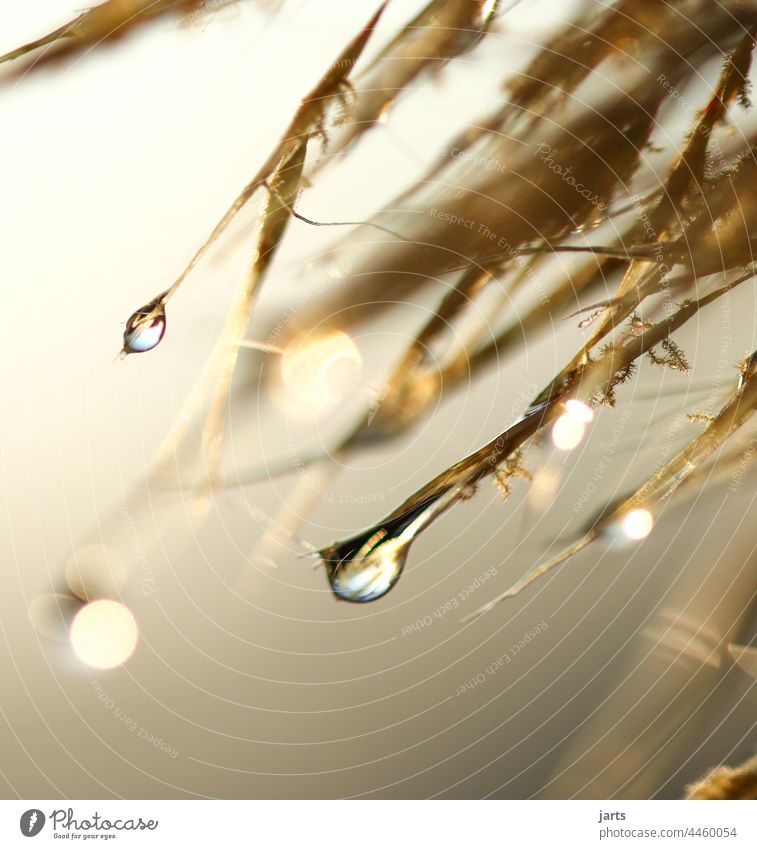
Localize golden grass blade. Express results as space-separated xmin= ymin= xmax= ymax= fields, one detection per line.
xmin=0 ymin=0 xmax=194 ymax=69
xmin=464 ymin=338 xmax=757 ymax=620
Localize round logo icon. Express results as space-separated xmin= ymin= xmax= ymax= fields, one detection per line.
xmin=20 ymin=810 xmax=46 ymax=837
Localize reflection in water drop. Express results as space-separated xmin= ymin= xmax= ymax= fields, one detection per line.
xmin=70 ymin=600 xmax=138 ymax=669
xmin=276 ymin=331 xmax=362 ymax=418
xmin=321 ymin=487 xmax=460 ymax=603
xmin=65 ymin=545 xmax=128 ymax=601
xmin=28 ymin=594 xmax=81 ymax=642
xmin=121 ymin=294 xmax=167 ymax=356
xmin=329 ymin=532 xmax=410 ymax=603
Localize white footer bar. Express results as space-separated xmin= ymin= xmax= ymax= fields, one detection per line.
xmin=2 ymin=799 xmax=755 ymax=848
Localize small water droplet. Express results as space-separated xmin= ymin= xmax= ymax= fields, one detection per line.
xmin=121 ymin=294 xmax=167 ymax=355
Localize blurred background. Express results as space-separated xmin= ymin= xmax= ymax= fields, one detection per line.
xmin=0 ymin=0 xmax=755 ymax=799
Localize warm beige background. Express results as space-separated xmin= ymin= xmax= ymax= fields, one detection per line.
xmin=0 ymin=0 xmax=755 ymax=799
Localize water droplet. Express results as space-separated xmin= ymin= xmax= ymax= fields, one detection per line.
xmin=121 ymin=294 xmax=167 ymax=356
xmin=325 ymin=530 xmax=410 ymax=603
xmin=320 ymin=487 xmax=461 ymax=603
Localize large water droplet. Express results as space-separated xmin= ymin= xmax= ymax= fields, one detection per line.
xmin=324 ymin=529 xmax=410 ymax=603
xmin=320 ymin=487 xmax=461 ymax=603
xmin=121 ymin=294 xmax=167 ymax=356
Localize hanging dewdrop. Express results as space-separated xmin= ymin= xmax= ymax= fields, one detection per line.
xmin=120 ymin=293 xmax=168 ymax=357
xmin=320 ymin=486 xmax=462 ymax=603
